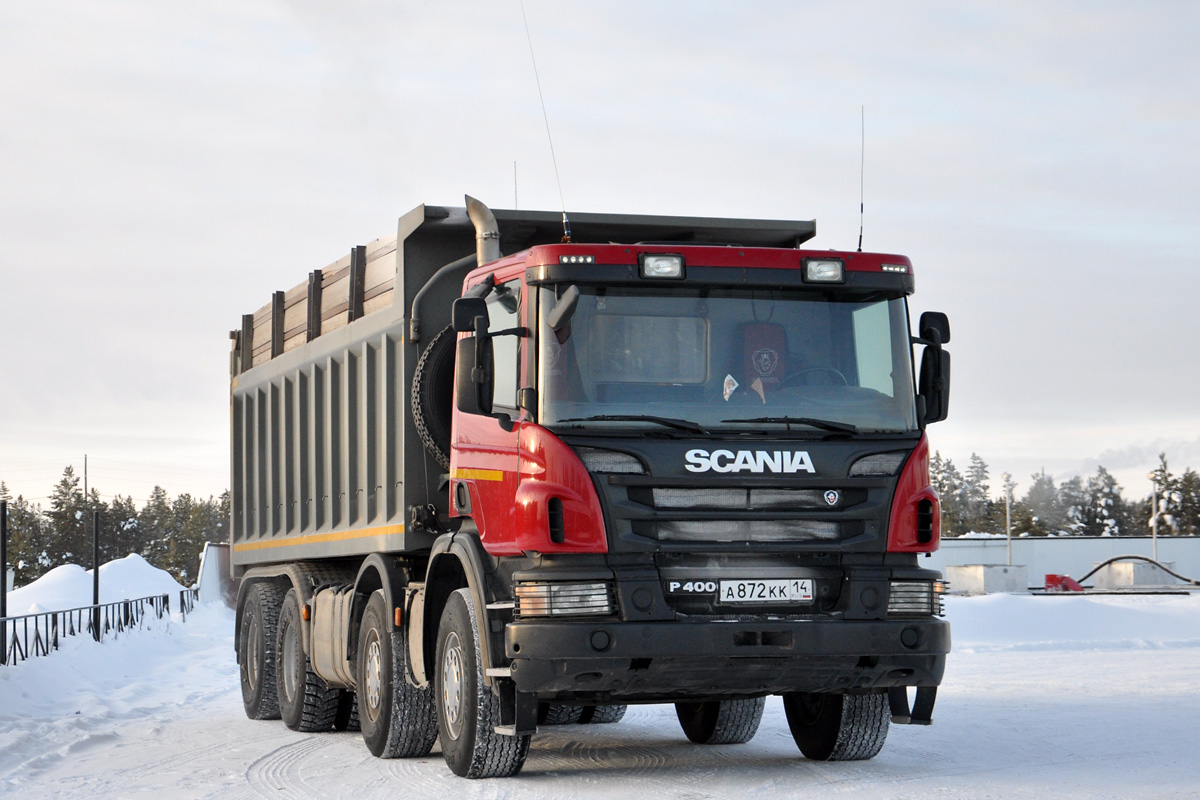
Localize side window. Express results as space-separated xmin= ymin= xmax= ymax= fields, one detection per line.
xmin=851 ymin=301 xmax=893 ymax=395
xmin=487 ymin=279 xmax=522 ymax=410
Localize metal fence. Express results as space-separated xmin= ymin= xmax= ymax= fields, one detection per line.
xmin=1 ymin=588 xmax=199 ymax=667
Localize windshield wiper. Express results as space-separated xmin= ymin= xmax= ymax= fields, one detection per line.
xmin=720 ymin=416 xmax=858 ymax=434
xmin=556 ymin=414 xmax=710 ymax=434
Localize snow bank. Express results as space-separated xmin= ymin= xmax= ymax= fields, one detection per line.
xmin=947 ymin=591 xmax=1200 ymax=652
xmin=4 ymin=554 xmax=186 ymax=616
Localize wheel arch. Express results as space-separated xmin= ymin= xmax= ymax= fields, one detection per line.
xmin=421 ymin=527 xmax=497 ymax=689
xmin=348 ymin=554 xmax=417 ymax=660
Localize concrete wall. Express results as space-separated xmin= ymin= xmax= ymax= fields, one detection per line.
xmin=923 ymin=536 xmax=1200 ymax=589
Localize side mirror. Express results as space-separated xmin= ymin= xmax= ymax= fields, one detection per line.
xmin=546 ymin=285 xmax=580 ymax=344
xmin=918 ymin=346 xmax=951 ymax=424
xmin=456 ymin=335 xmax=494 ymax=416
xmin=919 ymin=311 xmax=950 ymax=344
xmin=452 ymin=297 xmax=489 ymax=333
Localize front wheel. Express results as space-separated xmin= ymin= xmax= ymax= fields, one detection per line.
xmin=356 ymin=590 xmax=438 ymax=758
xmin=436 ymin=589 xmax=529 ymax=778
xmin=580 ymin=704 xmax=628 ymax=724
xmin=783 ymin=691 xmax=890 ymax=761
xmin=675 ymin=698 xmax=765 ymax=744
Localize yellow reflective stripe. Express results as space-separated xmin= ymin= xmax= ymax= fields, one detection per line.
xmin=233 ymin=524 xmax=406 ymax=553
xmin=453 ymin=468 xmax=505 ymax=482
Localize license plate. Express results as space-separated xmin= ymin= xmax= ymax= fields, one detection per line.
xmin=718 ymin=579 xmax=814 ymax=604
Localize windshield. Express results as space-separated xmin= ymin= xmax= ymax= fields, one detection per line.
xmin=538 ymin=285 xmax=917 ymax=434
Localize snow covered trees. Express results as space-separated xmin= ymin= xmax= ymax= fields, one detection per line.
xmin=928 ymin=453 xmax=1175 ymax=539
xmin=0 ymin=468 xmax=229 ymax=587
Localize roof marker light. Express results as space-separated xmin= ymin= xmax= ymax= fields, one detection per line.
xmin=559 ymin=254 xmax=595 ymax=264
xmin=882 ymin=264 xmax=908 ymax=273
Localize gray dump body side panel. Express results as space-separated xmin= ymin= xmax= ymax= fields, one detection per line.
xmin=230 ymin=203 xmax=816 ymax=570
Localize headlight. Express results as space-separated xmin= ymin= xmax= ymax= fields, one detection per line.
xmin=888 ymin=580 xmax=946 ymax=617
xmin=803 ymin=258 xmax=844 ymax=283
xmin=514 ymin=582 xmax=616 ymax=618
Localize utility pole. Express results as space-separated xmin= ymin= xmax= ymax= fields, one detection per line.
xmin=2 ymin=500 xmax=8 ymax=664
xmin=1148 ymin=471 xmax=1159 ymax=562
xmin=92 ymin=510 xmax=101 ymax=642
xmin=1003 ymin=473 xmax=1013 ymax=567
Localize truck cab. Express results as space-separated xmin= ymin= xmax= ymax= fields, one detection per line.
xmin=444 ymin=231 xmax=950 ymax=751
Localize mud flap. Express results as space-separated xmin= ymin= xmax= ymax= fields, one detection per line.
xmin=887 ymin=686 xmax=936 ymax=725
xmin=493 ymin=676 xmax=538 ymax=736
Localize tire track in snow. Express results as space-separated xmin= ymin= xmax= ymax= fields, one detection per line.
xmin=245 ymin=736 xmax=333 ymax=800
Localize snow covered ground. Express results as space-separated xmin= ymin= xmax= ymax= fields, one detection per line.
xmin=2 ymin=560 xmax=1199 ymax=799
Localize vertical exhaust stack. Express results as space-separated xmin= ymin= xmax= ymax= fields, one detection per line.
xmin=466 ymin=195 xmax=501 ymax=266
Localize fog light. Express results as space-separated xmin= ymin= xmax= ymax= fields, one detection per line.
xmin=639 ymin=253 xmax=684 ymax=279
xmin=514 ymin=582 xmax=615 ymax=618
xmin=804 ymin=258 xmax=844 ymax=283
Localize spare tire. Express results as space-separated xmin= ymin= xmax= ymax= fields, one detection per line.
xmin=411 ymin=325 xmax=456 ymax=470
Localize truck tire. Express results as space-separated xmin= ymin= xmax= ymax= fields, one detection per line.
xmin=675 ymin=697 xmax=765 ymax=744
xmin=411 ymin=325 xmax=455 ymax=470
xmin=579 ymin=704 xmax=628 ymax=724
xmin=357 ymin=590 xmax=438 ymax=758
xmin=239 ymin=582 xmax=285 ymax=720
xmin=783 ymin=691 xmax=890 ymax=761
xmin=277 ymin=588 xmax=340 ymax=732
xmin=539 ymin=703 xmax=584 ymax=725
xmin=333 ymin=690 xmax=360 ymax=732
xmin=436 ymin=588 xmax=530 ymax=778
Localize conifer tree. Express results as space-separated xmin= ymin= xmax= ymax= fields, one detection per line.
xmin=45 ymin=467 xmax=88 ymax=566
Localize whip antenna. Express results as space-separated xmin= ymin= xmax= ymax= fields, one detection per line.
xmin=857 ymin=105 xmax=865 ymax=252
xmin=519 ymin=0 xmax=572 ymax=242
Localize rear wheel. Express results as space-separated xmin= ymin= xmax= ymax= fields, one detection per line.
xmin=239 ymin=582 xmax=285 ymax=720
xmin=579 ymin=704 xmax=628 ymax=724
xmin=675 ymin=697 xmax=765 ymax=744
xmin=333 ymin=690 xmax=360 ymax=732
xmin=436 ymin=589 xmax=529 ymax=778
xmin=539 ymin=703 xmax=584 ymax=725
xmin=783 ymin=691 xmax=890 ymax=761
xmin=356 ymin=590 xmax=438 ymax=758
xmin=277 ymin=588 xmax=340 ymax=732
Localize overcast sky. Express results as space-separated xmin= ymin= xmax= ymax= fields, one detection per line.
xmin=1 ymin=0 xmax=1197 ymax=507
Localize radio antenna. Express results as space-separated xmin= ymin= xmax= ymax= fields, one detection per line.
xmin=519 ymin=0 xmax=572 ymax=242
xmin=857 ymin=105 xmax=865 ymax=253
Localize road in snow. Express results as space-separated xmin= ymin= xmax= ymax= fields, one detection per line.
xmin=2 ymin=562 xmax=1199 ymax=799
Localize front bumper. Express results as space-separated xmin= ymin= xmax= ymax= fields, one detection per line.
xmin=505 ymin=616 xmax=949 ymax=702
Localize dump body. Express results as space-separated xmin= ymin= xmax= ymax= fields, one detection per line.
xmin=229 ymin=204 xmax=820 ymax=570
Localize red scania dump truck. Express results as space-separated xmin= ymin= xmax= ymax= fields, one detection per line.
xmin=229 ymin=197 xmax=952 ymax=778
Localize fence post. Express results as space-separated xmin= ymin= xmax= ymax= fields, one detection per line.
xmin=92 ymin=510 xmax=101 ymax=642
xmin=2 ymin=500 xmax=8 ymax=665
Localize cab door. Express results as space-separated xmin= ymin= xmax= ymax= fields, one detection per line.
xmin=450 ymin=272 xmax=528 ymax=554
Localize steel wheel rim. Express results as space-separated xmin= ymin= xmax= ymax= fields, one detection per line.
xmin=246 ymin=615 xmax=261 ymax=690
xmin=282 ymin=619 xmax=300 ymax=701
xmin=441 ymin=630 xmax=464 ymax=740
xmin=365 ymin=636 xmax=383 ymax=722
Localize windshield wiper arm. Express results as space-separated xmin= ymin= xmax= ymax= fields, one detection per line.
xmin=721 ymin=416 xmax=858 ymax=434
xmin=556 ymin=415 xmax=710 ymax=434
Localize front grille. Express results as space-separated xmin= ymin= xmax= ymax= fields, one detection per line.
xmin=633 ymin=519 xmax=860 ymax=543
xmin=630 ymin=486 xmax=864 ymax=511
